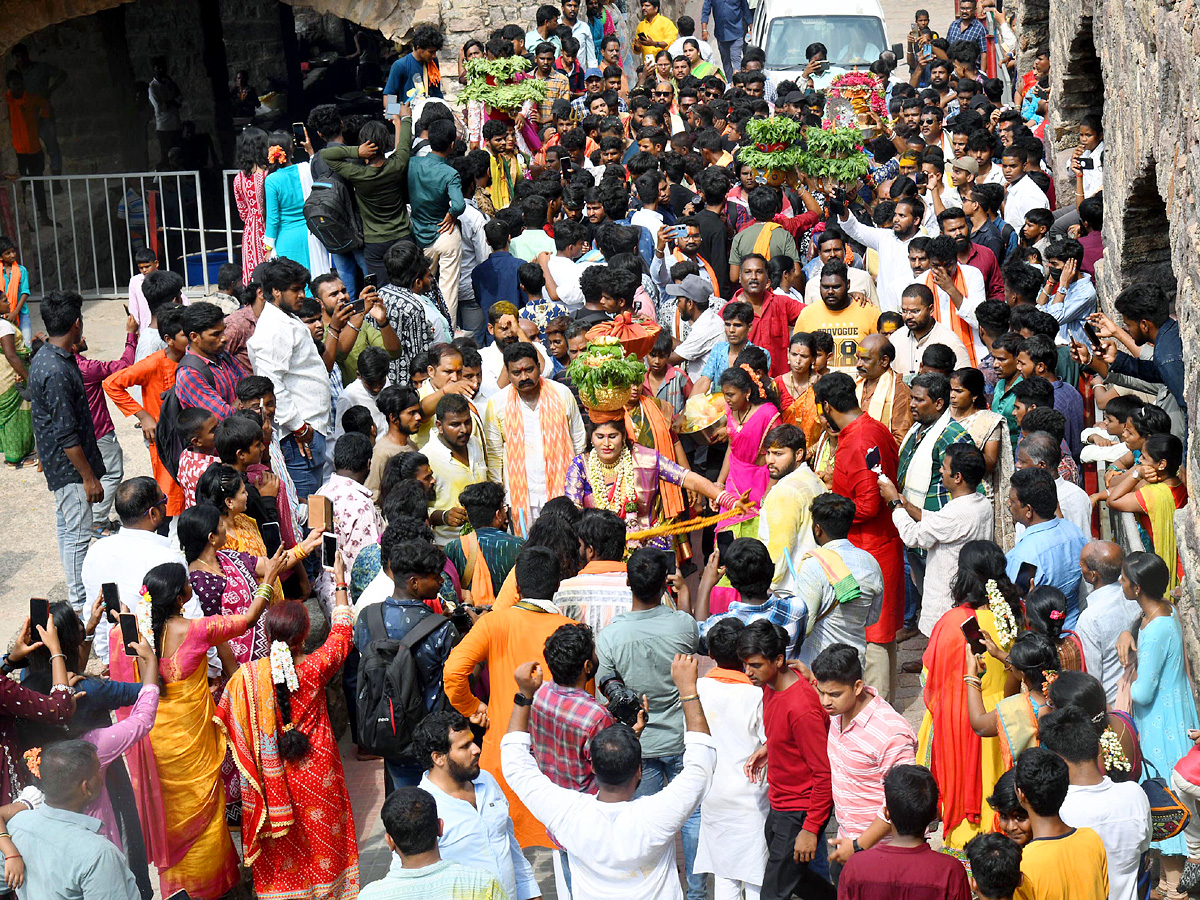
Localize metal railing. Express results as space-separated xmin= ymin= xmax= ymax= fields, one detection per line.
xmin=1 ymin=170 xmax=241 ymax=300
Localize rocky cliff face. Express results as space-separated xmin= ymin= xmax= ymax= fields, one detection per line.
xmin=1020 ymin=0 xmax=1200 ymax=688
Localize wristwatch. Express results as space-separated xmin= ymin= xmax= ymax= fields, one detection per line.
xmin=852 ymin=838 xmax=862 ymax=853
xmin=887 ymin=498 xmax=903 ymax=510
xmin=513 ymin=692 xmax=534 ymax=707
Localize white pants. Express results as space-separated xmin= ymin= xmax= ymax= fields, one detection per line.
xmin=1171 ymin=767 xmax=1200 ymax=859
xmin=714 ymin=876 xmax=761 ymax=900
xmin=424 ymin=226 xmax=463 ymax=327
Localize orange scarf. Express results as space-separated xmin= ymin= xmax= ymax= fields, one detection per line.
xmin=2 ymin=262 xmax=20 ymax=315
xmin=672 ymin=248 xmax=719 ymax=293
xmin=924 ymin=267 xmax=978 ymax=365
xmin=425 ymin=57 xmax=441 ymax=94
xmin=752 ymin=222 xmax=780 ymax=258
xmin=460 ymin=530 xmax=496 ymax=605
xmin=627 ymin=395 xmax=685 ymax=519
xmin=504 ymin=380 xmax=572 ymax=519
xmin=703 ymin=667 xmax=753 ymax=685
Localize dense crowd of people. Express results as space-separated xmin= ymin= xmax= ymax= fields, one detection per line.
xmin=0 ymin=1 xmax=1194 ymax=899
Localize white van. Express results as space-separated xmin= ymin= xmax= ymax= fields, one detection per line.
xmin=749 ymin=0 xmax=902 ymax=91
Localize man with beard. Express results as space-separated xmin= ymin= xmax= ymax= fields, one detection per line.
xmin=892 ymin=373 xmax=973 ymax=642
xmin=478 ymin=302 xmax=554 ymax=403
xmin=812 ymin=373 xmax=904 ymax=704
xmin=484 ymin=342 xmax=586 ymax=529
xmin=889 ymin=284 xmax=972 ymax=378
xmin=793 ymin=261 xmax=879 ymax=373
xmin=652 ymin=219 xmax=720 ymax=297
xmin=755 ymin=425 xmax=827 ymax=591
xmin=366 ymin=385 xmax=423 ymax=500
xmin=937 ymin=207 xmax=1003 ymax=301
xmin=801 ymin=230 xmax=878 ymax=306
xmin=732 ymin=254 xmax=802 ymax=378
xmin=835 ymin=195 xmax=926 ymax=314
xmin=855 ymin=334 xmax=912 ymax=448
xmin=311 ymin=272 xmax=397 ymax=383
xmin=919 ymin=235 xmax=987 ymax=366
xmin=415 ymin=710 xmax=541 ymax=900
xmin=423 ymin=394 xmax=485 ymax=546
xmin=925 ymin=60 xmax=953 ymax=108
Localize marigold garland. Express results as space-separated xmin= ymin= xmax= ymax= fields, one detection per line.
xmin=825 ymin=71 xmax=888 ymax=118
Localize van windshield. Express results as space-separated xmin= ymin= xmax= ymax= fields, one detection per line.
xmin=763 ymin=16 xmax=887 ymax=68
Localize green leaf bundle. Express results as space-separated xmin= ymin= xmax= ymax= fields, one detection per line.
xmin=566 ymin=343 xmax=647 ymax=397
xmin=461 ymin=55 xmax=548 ymax=111
xmin=738 ymin=116 xmax=807 ymax=172
xmin=795 ymin=125 xmax=870 ymax=184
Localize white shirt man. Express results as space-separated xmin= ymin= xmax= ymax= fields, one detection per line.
xmin=420 ymin=768 xmax=540 ymax=900
xmin=1074 ymin=550 xmax=1141 ymax=702
xmin=458 ymin=200 xmax=491 ymax=308
xmin=1060 ymin=777 xmax=1151 ymax=900
xmin=501 ymin=729 xmax=717 ymax=900
xmin=546 ymin=254 xmax=584 ymax=311
xmin=81 ymin=526 xmax=190 ymax=662
xmin=838 ymin=210 xmax=922 ymax=313
xmin=889 ymin=321 xmax=972 ymax=376
xmin=483 ymin=376 xmax=586 ymax=522
xmin=919 ymin=262 xmax=987 ymax=363
xmin=666 ymin=276 xmax=725 ymax=380
xmin=1004 ymin=174 xmax=1050 ymax=231
xmin=247 ymin=301 xmax=332 ymax=441
xmin=893 ymin=489 xmax=993 ymax=635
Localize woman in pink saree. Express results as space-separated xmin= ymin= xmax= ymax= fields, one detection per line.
xmin=716 ymin=364 xmax=781 ymax=536
xmin=114 ymin=560 xmax=275 ymax=899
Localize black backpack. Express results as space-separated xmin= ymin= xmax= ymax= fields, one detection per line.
xmin=303 ymin=172 xmax=362 ymax=254
xmin=155 ymin=353 xmax=215 ymax=481
xmin=356 ymin=604 xmax=451 ymax=760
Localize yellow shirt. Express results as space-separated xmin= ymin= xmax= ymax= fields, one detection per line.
xmin=793 ymin=301 xmax=880 ymax=373
xmin=636 ymin=14 xmax=679 ymax=64
xmin=424 ymin=431 xmax=489 ymax=546
xmin=1015 ymin=828 xmax=1109 ymax=900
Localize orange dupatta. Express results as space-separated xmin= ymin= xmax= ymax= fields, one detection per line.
xmin=217 ymin=657 xmax=293 ymax=865
xmin=922 ymin=606 xmax=983 ymax=834
xmin=628 ymin=395 xmax=685 ymax=519
xmin=924 ymin=267 xmax=978 ymax=365
xmin=2 ymin=262 xmax=20 ymax=317
xmin=459 ymin=529 xmax=496 ymax=605
xmin=503 ymin=380 xmax=572 ymax=519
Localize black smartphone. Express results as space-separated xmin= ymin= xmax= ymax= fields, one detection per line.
xmin=347 ymin=296 xmax=366 ymax=315
xmin=1016 ymin=561 xmax=1038 ymax=595
xmin=322 ymin=532 xmax=338 ymax=571
xmin=118 ymin=613 xmax=139 ymax=653
xmin=261 ymin=521 xmax=282 ymax=557
xmin=102 ymin=582 xmax=120 ymax=621
xmin=560 ymin=158 xmax=573 ymax=177
xmin=291 ymin=122 xmax=307 ymax=147
xmin=1082 ymin=320 xmax=1103 ymax=351
xmin=865 ymin=446 xmax=881 ymax=471
xmin=30 ymin=598 xmax=49 ymax=634
xmin=1078 ymin=157 xmax=1094 ymax=170
xmin=960 ymin=615 xmax=987 ymax=656
xmin=363 ymin=273 xmax=378 ymax=290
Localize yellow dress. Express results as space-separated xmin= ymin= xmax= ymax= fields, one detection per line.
xmin=917 ymin=606 xmax=1007 ymax=850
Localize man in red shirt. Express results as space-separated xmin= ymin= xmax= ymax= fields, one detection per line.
xmin=812 ymin=373 xmax=905 ymax=704
xmin=740 ymin=620 xmax=835 ymax=900
xmin=734 ymin=254 xmax=802 ymax=377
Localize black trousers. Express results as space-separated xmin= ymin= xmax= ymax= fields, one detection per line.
xmin=761 ymin=808 xmax=836 ymax=900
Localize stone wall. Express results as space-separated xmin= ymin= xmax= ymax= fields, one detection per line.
xmin=1030 ymin=0 xmax=1200 ymax=691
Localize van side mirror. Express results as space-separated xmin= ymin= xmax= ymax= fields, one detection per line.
xmin=892 ymin=42 xmax=905 ymax=59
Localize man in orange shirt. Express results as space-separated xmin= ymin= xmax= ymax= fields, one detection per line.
xmin=5 ymin=70 xmax=50 ymax=220
xmin=103 ymin=306 xmax=188 ymax=516
xmin=442 ymin=545 xmax=578 ymax=849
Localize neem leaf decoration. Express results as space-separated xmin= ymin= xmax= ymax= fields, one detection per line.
xmin=462 ymin=56 xmax=548 ymax=110
xmin=738 ymin=116 xmax=806 ymax=171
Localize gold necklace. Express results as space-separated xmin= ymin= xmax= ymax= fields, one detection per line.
xmin=193 ymin=554 xmax=224 ymax=575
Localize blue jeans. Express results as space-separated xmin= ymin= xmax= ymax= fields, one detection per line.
xmin=638 ymin=753 xmax=705 ymax=900
xmin=17 ymin=306 xmax=31 ymax=345
xmin=717 ymin=38 xmax=744 ymax=80
xmin=332 ymin=248 xmax=368 ymax=301
xmin=92 ymin=432 xmax=124 ymax=528
xmin=282 ymin=429 xmax=326 ymax=577
xmin=53 ymin=482 xmax=92 ymax=613
xmin=384 ymin=760 xmax=424 ymax=793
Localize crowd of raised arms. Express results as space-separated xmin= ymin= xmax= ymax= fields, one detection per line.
xmin=0 ymin=1 xmax=1190 ymax=899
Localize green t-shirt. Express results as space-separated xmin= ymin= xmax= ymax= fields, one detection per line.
xmin=729 ymin=222 xmax=800 ymax=267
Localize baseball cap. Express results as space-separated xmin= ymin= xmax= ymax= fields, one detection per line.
xmin=952 ymin=156 xmax=980 ymax=175
xmin=585 ymin=67 xmax=604 ymax=80
xmin=665 ymin=274 xmax=713 ymax=304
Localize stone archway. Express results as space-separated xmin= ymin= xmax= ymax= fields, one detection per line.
xmin=1117 ymin=159 xmax=1176 ymax=299
xmin=0 ymin=0 xmax=437 ymax=58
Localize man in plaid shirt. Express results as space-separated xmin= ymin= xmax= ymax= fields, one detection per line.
xmin=944 ymin=0 xmax=988 ymax=58
xmin=529 ymin=622 xmax=615 ymax=793
xmin=533 ymin=42 xmax=572 ymax=127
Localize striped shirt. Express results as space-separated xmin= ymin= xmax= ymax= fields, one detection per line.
xmin=827 ymin=688 xmax=917 ymax=840
xmin=174 ymin=351 xmax=245 ymax=419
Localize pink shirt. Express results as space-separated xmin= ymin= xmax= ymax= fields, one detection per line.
xmin=827 ymin=688 xmax=917 ymax=839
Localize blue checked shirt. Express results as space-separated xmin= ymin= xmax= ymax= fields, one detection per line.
xmin=699 ymin=591 xmax=809 ymax=656
xmin=945 ymin=17 xmax=988 ymax=57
